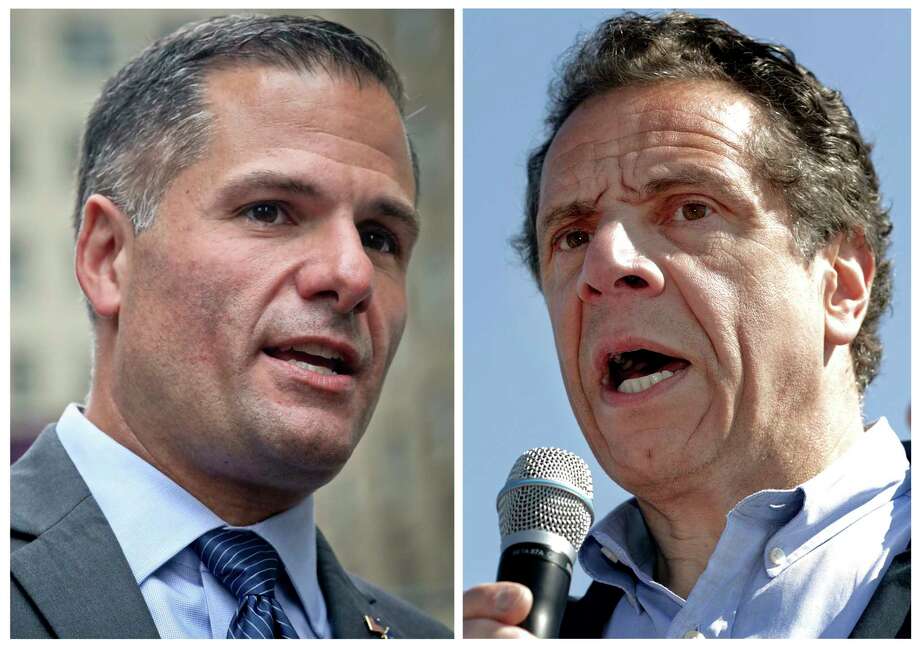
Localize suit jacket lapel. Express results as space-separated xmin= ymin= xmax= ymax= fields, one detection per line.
xmin=11 ymin=426 xmax=160 ymax=638
xmin=316 ymin=528 xmax=395 ymax=639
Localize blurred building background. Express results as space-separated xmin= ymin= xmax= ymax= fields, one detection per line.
xmin=10 ymin=9 xmax=453 ymax=627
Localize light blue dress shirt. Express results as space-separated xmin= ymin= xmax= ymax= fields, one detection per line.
xmin=579 ymin=418 xmax=910 ymax=638
xmin=55 ymin=403 xmax=331 ymax=639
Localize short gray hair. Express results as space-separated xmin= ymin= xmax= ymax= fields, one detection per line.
xmin=74 ymin=13 xmax=417 ymax=237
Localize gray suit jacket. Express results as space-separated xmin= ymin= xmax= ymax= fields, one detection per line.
xmin=11 ymin=426 xmax=451 ymax=639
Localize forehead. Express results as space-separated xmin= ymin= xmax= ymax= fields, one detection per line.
xmin=201 ymin=64 xmax=415 ymax=198
xmin=539 ymin=80 xmax=761 ymax=219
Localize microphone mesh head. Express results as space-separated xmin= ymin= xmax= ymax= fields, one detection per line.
xmin=497 ymin=447 xmax=594 ymax=550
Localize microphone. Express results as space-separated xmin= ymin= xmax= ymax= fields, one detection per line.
xmin=496 ymin=447 xmax=594 ymax=638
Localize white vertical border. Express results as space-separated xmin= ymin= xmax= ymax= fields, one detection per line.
xmin=910 ymin=10 xmax=918 ymax=640
xmin=2 ymin=8 xmax=12 ymax=638
xmin=452 ymin=6 xmax=464 ymax=637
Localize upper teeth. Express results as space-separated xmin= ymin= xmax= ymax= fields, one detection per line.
xmin=617 ymin=370 xmax=675 ymax=394
xmin=280 ymin=343 xmax=343 ymax=361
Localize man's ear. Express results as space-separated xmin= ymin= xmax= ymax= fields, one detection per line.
xmin=823 ymin=232 xmax=875 ymax=347
xmin=75 ymin=194 xmax=134 ymax=319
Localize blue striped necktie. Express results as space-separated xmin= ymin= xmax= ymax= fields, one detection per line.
xmin=194 ymin=528 xmax=299 ymax=639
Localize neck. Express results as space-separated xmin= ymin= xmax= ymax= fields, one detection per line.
xmin=634 ymin=370 xmax=866 ymax=599
xmin=84 ymin=373 xmax=305 ymax=527
xmin=636 ymin=497 xmax=724 ymax=599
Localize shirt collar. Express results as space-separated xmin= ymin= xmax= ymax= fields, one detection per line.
xmin=579 ymin=418 xmax=909 ymax=595
xmin=764 ymin=417 xmax=909 ymax=575
xmin=248 ymin=494 xmax=323 ymax=626
xmin=579 ymin=499 xmax=657 ymax=611
xmin=54 ymin=403 xmax=324 ymax=624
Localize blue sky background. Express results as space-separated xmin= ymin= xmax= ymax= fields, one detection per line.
xmin=463 ymin=9 xmax=910 ymax=594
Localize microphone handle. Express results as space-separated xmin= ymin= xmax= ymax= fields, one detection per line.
xmin=496 ymin=542 xmax=573 ymax=638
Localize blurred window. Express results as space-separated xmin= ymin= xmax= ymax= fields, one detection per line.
xmin=12 ymin=349 xmax=34 ymax=402
xmin=62 ymin=124 xmax=80 ymax=179
xmin=10 ymin=133 xmax=21 ymax=185
xmin=11 ymin=236 xmax=25 ymax=293
xmin=61 ymin=20 xmax=113 ymax=74
xmin=158 ymin=17 xmax=190 ymax=40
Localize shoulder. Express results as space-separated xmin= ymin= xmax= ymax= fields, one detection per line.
xmin=12 ymin=425 xmax=91 ymax=538
xmin=850 ymin=545 xmax=910 ymax=638
xmin=350 ymin=574 xmax=452 ymax=638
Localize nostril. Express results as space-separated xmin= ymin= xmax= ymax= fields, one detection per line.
xmin=617 ymin=274 xmax=648 ymax=289
xmin=578 ymin=280 xmax=603 ymax=302
xmin=353 ymin=296 xmax=371 ymax=314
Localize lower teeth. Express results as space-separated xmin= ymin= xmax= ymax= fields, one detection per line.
xmin=288 ymin=359 xmax=335 ymax=375
xmin=617 ymin=369 xmax=674 ymax=394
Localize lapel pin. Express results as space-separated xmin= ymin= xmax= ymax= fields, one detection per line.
xmin=363 ymin=615 xmax=390 ymax=639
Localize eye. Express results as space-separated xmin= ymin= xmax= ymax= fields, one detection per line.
xmin=672 ymin=202 xmax=712 ymax=222
xmin=242 ymin=202 xmax=290 ymax=226
xmin=360 ymin=226 xmax=400 ymax=256
xmin=557 ymin=229 xmax=592 ymax=251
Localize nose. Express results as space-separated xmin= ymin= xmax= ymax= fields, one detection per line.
xmin=294 ymin=220 xmax=373 ymax=314
xmin=576 ymin=220 xmax=665 ymax=303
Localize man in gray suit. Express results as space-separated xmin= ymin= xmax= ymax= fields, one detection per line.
xmin=12 ymin=14 xmax=450 ymax=639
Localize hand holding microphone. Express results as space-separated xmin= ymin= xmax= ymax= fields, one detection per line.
xmin=463 ymin=582 xmax=535 ymax=638
xmin=464 ymin=448 xmax=594 ymax=639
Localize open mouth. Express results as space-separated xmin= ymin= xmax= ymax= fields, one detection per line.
xmin=264 ymin=343 xmax=355 ymax=376
xmin=607 ymin=349 xmax=690 ymax=394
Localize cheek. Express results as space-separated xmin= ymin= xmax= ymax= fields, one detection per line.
xmin=667 ymin=252 xmax=733 ymax=333
xmin=678 ymin=243 xmax=821 ymax=391
xmin=372 ymin=284 xmax=408 ymax=368
xmin=544 ymin=283 xmax=584 ymax=387
xmin=129 ymin=241 xmax=254 ymax=363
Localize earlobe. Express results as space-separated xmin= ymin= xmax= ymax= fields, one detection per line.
xmin=74 ymin=195 xmax=134 ymax=319
xmin=824 ymin=232 xmax=875 ymax=346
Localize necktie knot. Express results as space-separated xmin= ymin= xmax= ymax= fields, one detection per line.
xmin=194 ymin=528 xmax=282 ymax=600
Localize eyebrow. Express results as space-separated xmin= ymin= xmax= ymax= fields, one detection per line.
xmin=538 ymin=165 xmax=744 ymax=238
xmin=640 ymin=166 xmax=735 ymax=197
xmin=216 ymin=170 xmax=321 ymax=204
xmin=537 ymin=201 xmax=597 ymax=241
xmin=373 ymin=197 xmax=421 ymax=240
xmin=216 ymin=169 xmax=421 ymax=236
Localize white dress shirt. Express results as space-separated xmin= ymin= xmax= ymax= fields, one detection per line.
xmin=55 ymin=403 xmax=331 ymax=638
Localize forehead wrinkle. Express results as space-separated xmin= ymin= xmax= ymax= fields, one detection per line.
xmin=589 ymin=130 xmax=746 ymax=167
xmin=545 ymin=126 xmax=747 ymax=202
xmin=275 ymin=129 xmax=413 ymax=194
xmin=613 ymin=145 xmax=751 ymax=193
xmin=543 ymin=139 xmax=748 ymax=212
xmin=566 ymin=100 xmax=748 ymax=149
xmin=540 ymin=142 xmax=608 ymax=208
xmin=540 ymin=85 xmax=760 ymax=229
xmin=630 ymin=107 xmax=749 ymax=146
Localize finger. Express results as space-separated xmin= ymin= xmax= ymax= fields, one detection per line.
xmin=463 ymin=618 xmax=537 ymax=639
xmin=463 ymin=582 xmax=533 ymax=625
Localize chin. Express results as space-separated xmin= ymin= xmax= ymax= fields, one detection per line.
xmin=588 ymin=419 xmax=695 ymax=481
xmin=235 ymin=404 xmax=364 ymax=484
xmin=281 ymin=418 xmax=361 ymax=462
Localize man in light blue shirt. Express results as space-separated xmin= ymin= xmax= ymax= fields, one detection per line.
xmin=464 ymin=11 xmax=909 ymax=638
xmin=12 ymin=14 xmax=450 ymax=639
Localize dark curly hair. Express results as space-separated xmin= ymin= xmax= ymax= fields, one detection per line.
xmin=514 ymin=11 xmax=892 ymax=393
